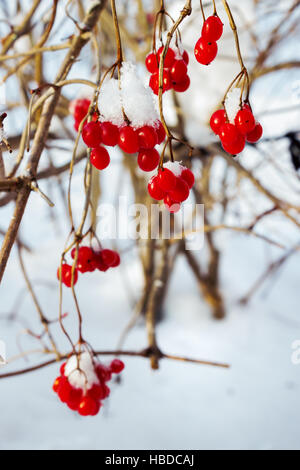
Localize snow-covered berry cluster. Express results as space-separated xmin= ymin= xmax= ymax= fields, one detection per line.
xmin=148 ymin=162 xmax=195 ymax=213
xmin=146 ymin=46 xmax=190 ymax=95
xmin=57 ymin=247 xmax=120 ymax=288
xmin=194 ymin=15 xmax=223 ymax=65
xmin=210 ymin=89 xmax=263 ymax=155
xmin=53 ymin=353 xmax=125 ymax=417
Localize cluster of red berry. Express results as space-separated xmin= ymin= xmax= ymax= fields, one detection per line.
xmin=70 ymin=98 xmax=167 ymax=173
xmin=146 ymin=46 xmax=190 ymax=95
xmin=210 ymin=104 xmax=263 ymax=155
xmin=57 ymin=247 xmax=120 ymax=288
xmin=53 ymin=357 xmax=125 ymax=417
xmin=194 ymin=15 xmax=223 ymax=65
xmin=148 ymin=163 xmax=195 ymax=212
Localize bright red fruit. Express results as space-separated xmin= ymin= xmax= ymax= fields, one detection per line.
xmin=158 ymin=168 xmax=177 ymax=192
xmin=57 ymin=264 xmax=78 ymax=288
xmin=246 ymin=123 xmax=263 ymax=143
xmin=96 ymin=364 xmax=112 ymax=382
xmin=202 ymin=15 xmax=224 ymax=42
xmin=78 ymin=397 xmax=99 ymax=417
xmin=235 ymin=109 xmax=256 ymax=135
xmin=100 ymin=122 xmax=119 ymax=146
xmin=95 ymin=254 xmax=109 ymax=272
xmin=53 ymin=377 xmax=62 ymax=393
xmin=137 ymin=126 xmax=158 ymax=149
xmin=71 ymin=246 xmax=96 ymax=273
xmin=118 ymin=126 xmax=139 ymax=154
xmin=90 ymin=146 xmax=110 ymax=170
xmin=88 ymin=384 xmax=104 ymax=401
xmin=148 ymin=176 xmax=166 ymax=200
xmin=110 ymin=359 xmax=125 ymax=374
xmin=172 ymin=75 xmax=190 ymax=93
xmin=169 ymin=177 xmax=190 ymax=202
xmin=219 ymin=123 xmax=239 ymax=145
xmin=73 ymin=99 xmax=90 ymax=122
xmin=138 ymin=148 xmax=160 ymax=172
xmin=82 ymin=122 xmax=102 ymax=148
xmin=194 ymin=38 xmax=218 ymax=65
xmin=149 ymin=70 xmax=172 ymax=95
xmin=181 ymin=168 xmax=195 ymax=189
xmin=222 ymin=132 xmax=246 ymax=155
xmin=60 ymin=363 xmax=66 ymax=376
xmin=210 ymin=109 xmax=227 ymax=135
xmin=58 ymin=378 xmax=72 ymax=403
xmin=182 ymin=50 xmax=189 ymax=65
xmin=145 ymin=52 xmax=159 ymax=73
xmin=170 ymin=60 xmax=188 ymax=83
xmin=156 ymin=121 xmax=166 ymax=144
xmin=164 ymin=195 xmax=181 ymax=213
xmin=157 ymin=46 xmax=176 ymax=68
xmin=100 ymin=249 xmax=118 ymax=267
xmin=110 ymin=252 xmax=121 ymax=268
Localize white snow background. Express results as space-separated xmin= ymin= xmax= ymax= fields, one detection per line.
xmin=0 ymin=0 xmax=300 ymax=450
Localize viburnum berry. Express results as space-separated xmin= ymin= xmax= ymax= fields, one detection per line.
xmin=219 ymin=123 xmax=240 ymax=145
xmin=73 ymin=98 xmax=90 ymax=123
xmin=100 ymin=249 xmax=119 ymax=268
xmin=138 ymin=148 xmax=160 ymax=172
xmin=118 ymin=126 xmax=139 ymax=154
xmin=148 ymin=175 xmax=166 ymax=201
xmin=169 ymin=177 xmax=190 ymax=203
xmin=149 ymin=70 xmax=172 ymax=95
xmin=110 ymin=359 xmax=125 ymax=374
xmin=78 ymin=397 xmax=99 ymax=417
xmin=172 ymin=75 xmax=191 ymax=93
xmin=57 ymin=264 xmax=78 ymax=288
xmin=60 ymin=362 xmax=66 ymax=376
xmin=90 ymin=146 xmax=110 ymax=170
xmin=71 ymin=246 xmax=96 ymax=273
xmin=234 ymin=109 xmax=256 ymax=135
xmin=170 ymin=60 xmax=188 ymax=84
xmin=82 ymin=122 xmax=102 ymax=148
xmin=182 ymin=50 xmax=189 ymax=65
xmin=53 ymin=377 xmax=62 ymax=393
xmin=157 ymin=46 xmax=176 ymax=68
xmin=221 ymin=132 xmax=246 ymax=155
xmin=181 ymin=168 xmax=195 ymax=189
xmin=210 ymin=109 xmax=227 ymax=135
xmin=202 ymin=15 xmax=224 ymax=42
xmin=100 ymin=122 xmax=119 ymax=147
xmin=194 ymin=38 xmax=218 ymax=65
xmin=96 ymin=364 xmax=112 ymax=383
xmin=156 ymin=121 xmax=166 ymax=144
xmin=137 ymin=125 xmax=158 ymax=149
xmin=164 ymin=194 xmax=181 ymax=213
xmin=94 ymin=254 xmax=109 ymax=272
xmin=145 ymin=52 xmax=159 ymax=73
xmin=158 ymin=168 xmax=177 ymax=192
xmin=246 ymin=122 xmax=263 ymax=143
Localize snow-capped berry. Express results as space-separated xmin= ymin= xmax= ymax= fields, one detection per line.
xmin=145 ymin=52 xmax=159 ymax=73
xmin=149 ymin=70 xmax=172 ymax=95
xmin=222 ymin=132 xmax=246 ymax=155
xmin=181 ymin=168 xmax=195 ymax=189
xmin=78 ymin=397 xmax=99 ymax=417
xmin=194 ymin=38 xmax=218 ymax=65
xmin=210 ymin=109 xmax=227 ymax=135
xmin=170 ymin=60 xmax=188 ymax=83
xmin=172 ymin=75 xmax=191 ymax=93
xmin=57 ymin=264 xmax=78 ymax=288
xmin=82 ymin=122 xmax=102 ymax=148
xmin=156 ymin=121 xmax=166 ymax=144
xmin=100 ymin=122 xmax=119 ymax=147
xmin=169 ymin=177 xmax=190 ymax=202
xmin=202 ymin=15 xmax=224 ymax=42
xmin=110 ymin=359 xmax=125 ymax=374
xmin=219 ymin=123 xmax=240 ymax=145
xmin=100 ymin=249 xmax=118 ymax=268
xmin=137 ymin=125 xmax=158 ymax=149
xmin=90 ymin=147 xmax=110 ymax=170
xmin=164 ymin=195 xmax=181 ymax=213
xmin=118 ymin=126 xmax=139 ymax=154
xmin=235 ymin=109 xmax=256 ymax=135
xmin=157 ymin=46 xmax=176 ymax=68
xmin=246 ymin=122 xmax=263 ymax=143
xmin=138 ymin=148 xmax=160 ymax=172
xmin=158 ymin=168 xmax=177 ymax=192
xmin=148 ymin=176 xmax=166 ymax=200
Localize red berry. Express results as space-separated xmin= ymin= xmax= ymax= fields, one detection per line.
xmin=96 ymin=364 xmax=112 ymax=382
xmin=102 ymin=385 xmax=110 ymax=399
xmin=202 ymin=15 xmax=223 ymax=42
xmin=60 ymin=362 xmax=66 ymax=376
xmin=170 ymin=60 xmax=188 ymax=84
xmin=148 ymin=175 xmax=166 ymax=201
xmin=145 ymin=52 xmax=159 ymax=73
xmin=158 ymin=168 xmax=177 ymax=192
xmin=234 ymin=109 xmax=256 ymax=135
xmin=172 ymin=75 xmax=190 ymax=93
xmin=210 ymin=109 xmax=227 ymax=135
xmin=53 ymin=377 xmax=62 ymax=393
xmin=73 ymin=99 xmax=90 ymax=122
xmin=137 ymin=125 xmax=158 ymax=149
xmin=94 ymin=254 xmax=109 ymax=272
xmin=82 ymin=122 xmax=102 ymax=148
xmin=181 ymin=168 xmax=195 ymax=189
xmin=90 ymin=146 xmax=110 ymax=170
xmin=182 ymin=50 xmax=189 ymax=65
xmin=222 ymin=132 xmax=246 ymax=155
xmin=138 ymin=148 xmax=160 ymax=172
xmin=169 ymin=177 xmax=190 ymax=202
xmin=194 ymin=38 xmax=218 ymax=65
xmin=246 ymin=122 xmax=263 ymax=143
xmin=110 ymin=252 xmax=121 ymax=268
xmin=78 ymin=397 xmax=99 ymax=417
xmin=219 ymin=123 xmax=239 ymax=145
xmin=88 ymin=384 xmax=105 ymax=400
xmin=110 ymin=359 xmax=125 ymax=374
xmin=57 ymin=264 xmax=78 ymax=288
xmin=149 ymin=70 xmax=172 ymax=95
xmin=57 ymin=378 xmax=72 ymax=403
xmin=100 ymin=249 xmax=118 ymax=267
xmin=67 ymin=388 xmax=83 ymax=411
xmin=164 ymin=195 xmax=181 ymax=213
xmin=118 ymin=126 xmax=139 ymax=154
xmin=156 ymin=121 xmax=166 ymax=144
xmin=100 ymin=122 xmax=119 ymax=146
xmin=157 ymin=46 xmax=175 ymax=68
xmin=72 ymin=246 xmax=96 ymax=273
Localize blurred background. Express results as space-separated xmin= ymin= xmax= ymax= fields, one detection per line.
xmin=0 ymin=0 xmax=300 ymax=450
